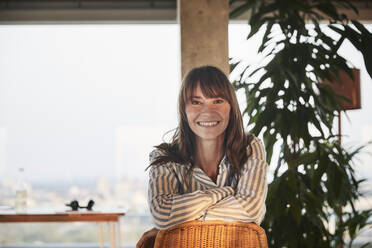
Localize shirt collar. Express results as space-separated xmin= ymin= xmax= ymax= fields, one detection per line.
xmin=218 ymin=153 xmax=229 ymax=172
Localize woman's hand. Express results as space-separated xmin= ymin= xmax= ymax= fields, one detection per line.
xmin=136 ymin=227 xmax=159 ymax=248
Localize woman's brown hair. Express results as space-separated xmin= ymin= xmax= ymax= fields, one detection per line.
xmin=150 ymin=65 xmax=253 ymax=178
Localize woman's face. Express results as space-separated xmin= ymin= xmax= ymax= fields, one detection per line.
xmin=185 ymin=84 xmax=231 ymax=143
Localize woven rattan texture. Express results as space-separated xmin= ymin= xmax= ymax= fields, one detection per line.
xmin=154 ymin=220 xmax=268 ymax=248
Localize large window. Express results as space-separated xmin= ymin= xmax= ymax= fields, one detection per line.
xmin=0 ymin=24 xmax=371 ymax=246
xmin=0 ymin=24 xmax=180 ymax=246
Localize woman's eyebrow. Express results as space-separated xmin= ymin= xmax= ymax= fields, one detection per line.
xmin=208 ymin=94 xmax=225 ymax=99
xmin=190 ymin=95 xmax=225 ymax=100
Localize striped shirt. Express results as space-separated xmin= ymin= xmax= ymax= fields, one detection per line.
xmin=148 ymin=136 xmax=268 ymax=230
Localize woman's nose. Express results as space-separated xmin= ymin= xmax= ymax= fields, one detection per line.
xmin=201 ymin=102 xmax=216 ymax=112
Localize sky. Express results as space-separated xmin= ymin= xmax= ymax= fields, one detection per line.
xmin=0 ymin=24 xmax=371 ymax=186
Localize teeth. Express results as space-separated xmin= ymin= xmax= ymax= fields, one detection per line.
xmin=198 ymin=121 xmax=219 ymax=127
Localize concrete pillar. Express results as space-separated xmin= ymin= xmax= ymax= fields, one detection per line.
xmin=178 ymin=0 xmax=229 ymax=78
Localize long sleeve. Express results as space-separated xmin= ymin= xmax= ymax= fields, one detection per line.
xmin=205 ymin=137 xmax=268 ymax=225
xmin=148 ymin=162 xmax=234 ymax=229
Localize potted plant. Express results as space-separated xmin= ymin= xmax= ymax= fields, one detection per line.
xmin=229 ymin=0 xmax=372 ymax=247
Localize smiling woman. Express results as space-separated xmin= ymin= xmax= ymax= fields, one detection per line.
xmin=136 ymin=66 xmax=268 ymax=248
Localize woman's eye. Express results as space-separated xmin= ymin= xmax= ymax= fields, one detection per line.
xmin=191 ymin=100 xmax=200 ymax=105
xmin=214 ymin=99 xmax=224 ymax=104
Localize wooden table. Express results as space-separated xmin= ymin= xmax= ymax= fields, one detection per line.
xmin=0 ymin=210 xmax=125 ymax=248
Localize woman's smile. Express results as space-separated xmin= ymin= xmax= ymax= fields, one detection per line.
xmin=197 ymin=121 xmax=220 ymax=127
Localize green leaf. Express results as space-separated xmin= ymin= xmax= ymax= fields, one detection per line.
xmin=314 ymin=3 xmax=341 ymax=20
xmin=263 ymin=128 xmax=276 ymax=164
xmin=230 ymin=2 xmax=254 ymax=19
xmin=287 ymin=151 xmax=318 ymax=169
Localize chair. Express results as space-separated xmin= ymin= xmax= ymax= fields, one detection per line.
xmin=153 ymin=220 xmax=268 ymax=248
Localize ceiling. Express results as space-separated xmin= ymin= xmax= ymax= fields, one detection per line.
xmin=0 ymin=0 xmax=371 ymax=24
xmin=0 ymin=0 xmax=177 ymax=23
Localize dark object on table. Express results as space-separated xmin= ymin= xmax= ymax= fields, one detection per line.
xmin=65 ymin=200 xmax=79 ymax=211
xmin=65 ymin=199 xmax=95 ymax=211
xmin=81 ymin=200 xmax=95 ymax=210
